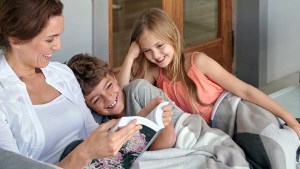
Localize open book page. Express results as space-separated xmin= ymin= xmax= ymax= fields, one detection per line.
xmin=110 ymin=101 xmax=170 ymax=132
xmin=84 ymin=102 xmax=169 ymax=169
xmin=110 ymin=116 xmax=162 ymax=132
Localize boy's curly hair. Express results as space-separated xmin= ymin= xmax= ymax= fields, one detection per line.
xmin=67 ymin=53 xmax=114 ymax=95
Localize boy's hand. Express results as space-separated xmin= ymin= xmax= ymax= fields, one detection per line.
xmin=138 ymin=96 xmax=164 ymax=117
xmin=161 ymin=104 xmax=173 ymax=127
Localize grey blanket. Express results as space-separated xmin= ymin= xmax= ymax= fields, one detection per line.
xmin=126 ymin=80 xmax=299 ymax=169
xmin=134 ymin=113 xmax=250 ymax=169
xmin=126 ymin=79 xmax=250 ymax=169
xmin=134 ymin=91 xmax=300 ymax=169
xmin=211 ymin=91 xmax=300 ymax=169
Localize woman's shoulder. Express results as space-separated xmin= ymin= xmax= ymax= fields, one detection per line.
xmin=48 ymin=61 xmax=71 ymax=71
xmin=42 ymin=62 xmax=79 ymax=88
xmin=45 ymin=61 xmax=74 ymax=77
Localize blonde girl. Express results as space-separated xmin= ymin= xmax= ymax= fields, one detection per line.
xmin=117 ymin=8 xmax=300 ymax=138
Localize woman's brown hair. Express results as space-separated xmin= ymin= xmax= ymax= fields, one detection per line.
xmin=0 ymin=0 xmax=63 ymax=51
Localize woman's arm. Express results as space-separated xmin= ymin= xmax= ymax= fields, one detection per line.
xmin=58 ymin=119 xmax=141 ymax=169
xmin=193 ymin=52 xmax=300 ymax=138
xmin=0 ymin=118 xmax=19 ymax=153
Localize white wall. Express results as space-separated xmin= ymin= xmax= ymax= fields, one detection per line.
xmin=52 ymin=0 xmax=109 ymax=63
xmin=235 ymin=0 xmax=300 ymax=87
xmin=52 ymin=0 xmax=93 ymax=63
xmin=267 ymin=0 xmax=300 ymax=83
xmin=92 ymin=0 xmax=109 ymax=63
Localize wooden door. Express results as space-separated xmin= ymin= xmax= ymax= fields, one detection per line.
xmin=110 ymin=0 xmax=233 ymax=72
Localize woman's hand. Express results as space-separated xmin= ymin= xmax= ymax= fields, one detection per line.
xmin=84 ymin=119 xmax=141 ymax=158
xmin=59 ymin=119 xmax=141 ymax=169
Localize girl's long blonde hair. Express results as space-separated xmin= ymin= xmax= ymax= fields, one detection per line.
xmin=130 ymin=8 xmax=210 ymax=114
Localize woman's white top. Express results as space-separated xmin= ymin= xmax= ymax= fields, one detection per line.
xmin=33 ymin=94 xmax=88 ymax=164
xmin=0 ymin=54 xmax=98 ymax=163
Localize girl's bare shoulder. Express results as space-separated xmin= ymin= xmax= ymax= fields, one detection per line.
xmin=184 ymin=52 xmax=208 ymax=70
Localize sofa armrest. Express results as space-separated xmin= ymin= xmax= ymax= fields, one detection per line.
xmin=0 ymin=148 xmax=61 ymax=169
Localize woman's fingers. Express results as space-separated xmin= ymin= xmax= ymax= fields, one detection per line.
xmin=115 ymin=119 xmax=142 ymax=142
xmin=98 ymin=119 xmax=119 ymax=130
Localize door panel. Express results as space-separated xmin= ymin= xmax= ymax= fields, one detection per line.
xmin=111 ymin=0 xmax=162 ymax=67
xmin=183 ymin=0 xmax=218 ymax=47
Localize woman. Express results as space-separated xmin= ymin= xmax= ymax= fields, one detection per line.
xmin=0 ymin=0 xmax=145 ymax=168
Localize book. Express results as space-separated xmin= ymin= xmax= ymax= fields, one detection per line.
xmin=84 ymin=101 xmax=170 ymax=169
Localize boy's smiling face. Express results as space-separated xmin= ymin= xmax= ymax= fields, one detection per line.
xmin=84 ymin=74 xmax=125 ymax=117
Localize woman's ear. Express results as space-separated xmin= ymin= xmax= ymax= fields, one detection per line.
xmin=8 ymin=37 xmax=22 ymax=49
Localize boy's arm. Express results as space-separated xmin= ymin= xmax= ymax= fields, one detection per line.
xmin=148 ymin=123 xmax=176 ymax=150
xmin=116 ymin=42 xmax=140 ymax=89
xmin=149 ymin=103 xmax=176 ymax=150
xmin=136 ymin=96 xmax=165 ymax=117
xmin=135 ymin=96 xmax=176 ymax=150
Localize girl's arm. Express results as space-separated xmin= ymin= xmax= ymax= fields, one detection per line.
xmin=193 ymin=52 xmax=300 ymax=138
xmin=116 ymin=42 xmax=140 ymax=89
xmin=116 ymin=42 xmax=158 ymax=88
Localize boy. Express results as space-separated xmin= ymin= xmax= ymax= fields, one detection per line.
xmin=67 ymin=53 xmax=184 ymax=150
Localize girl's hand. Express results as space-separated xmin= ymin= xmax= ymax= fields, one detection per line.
xmin=288 ymin=122 xmax=300 ymax=140
xmin=127 ymin=41 xmax=140 ymax=60
xmin=116 ymin=41 xmax=141 ymax=89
